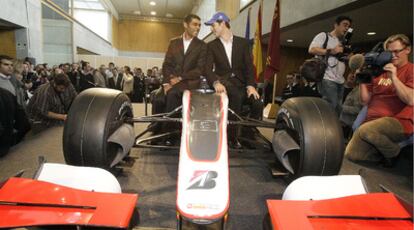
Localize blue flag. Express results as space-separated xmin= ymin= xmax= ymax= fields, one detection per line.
xmin=245 ymin=8 xmax=251 ymax=39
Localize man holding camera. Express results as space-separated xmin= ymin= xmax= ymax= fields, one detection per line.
xmin=308 ymin=16 xmax=352 ymax=115
xmin=345 ymin=34 xmax=413 ymax=166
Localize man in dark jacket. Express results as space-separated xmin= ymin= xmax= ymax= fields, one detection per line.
xmin=205 ymin=12 xmax=263 ymax=147
xmin=161 ymin=14 xmax=207 ymax=114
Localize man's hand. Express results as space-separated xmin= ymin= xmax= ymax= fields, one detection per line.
xmin=383 ymin=63 xmax=397 ymax=79
xmin=169 ymin=75 xmax=181 ymax=86
xmin=331 ymin=45 xmax=344 ymax=55
xmin=213 ymin=82 xmax=226 ymax=94
xmin=163 ymin=83 xmax=172 ymax=94
xmin=247 ymin=86 xmax=260 ymax=100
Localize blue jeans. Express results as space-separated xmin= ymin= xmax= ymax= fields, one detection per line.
xmin=318 ymin=79 xmax=344 ymax=115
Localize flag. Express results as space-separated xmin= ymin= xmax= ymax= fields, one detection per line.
xmin=264 ymin=0 xmax=280 ymax=80
xmin=252 ymin=1 xmax=263 ymax=82
xmin=245 ymin=8 xmax=251 ymax=39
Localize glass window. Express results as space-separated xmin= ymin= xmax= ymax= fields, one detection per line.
xmin=41 ymin=3 xmax=73 ymax=65
xmin=73 ymin=0 xmax=105 ymax=10
xmin=240 ymin=0 xmax=255 ymax=10
xmin=73 ymin=0 xmax=109 ymax=41
xmin=49 ymin=0 xmax=70 ymax=13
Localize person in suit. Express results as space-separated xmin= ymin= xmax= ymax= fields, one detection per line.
xmin=152 ymin=14 xmax=206 ymax=144
xmin=205 ymin=12 xmax=262 ymax=147
xmin=161 ymin=14 xmax=207 ymax=114
xmin=114 ymin=66 xmax=124 ymax=91
xmin=79 ymin=61 xmax=94 ymax=91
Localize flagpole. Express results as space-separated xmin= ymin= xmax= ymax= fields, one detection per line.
xmin=272 ymin=73 xmax=277 ymax=104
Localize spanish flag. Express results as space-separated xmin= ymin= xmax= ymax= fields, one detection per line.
xmin=252 ymin=1 xmax=263 ymax=82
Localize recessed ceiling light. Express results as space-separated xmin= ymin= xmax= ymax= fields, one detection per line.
xmin=150 ymin=11 xmax=156 ymax=16
xmin=287 ymin=39 xmax=294 ymax=43
xmin=149 ymin=1 xmax=156 ymax=6
xmin=367 ymin=32 xmax=376 ymax=36
xmin=133 ymin=10 xmax=141 ymax=15
xmin=166 ymin=13 xmax=173 ymax=18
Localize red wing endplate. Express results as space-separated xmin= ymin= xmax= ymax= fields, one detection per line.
xmin=267 ymin=193 xmax=413 ymax=229
xmin=0 ymin=177 xmax=138 ymax=229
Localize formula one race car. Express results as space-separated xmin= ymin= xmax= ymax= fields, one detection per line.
xmin=61 ymin=86 xmax=345 ymax=228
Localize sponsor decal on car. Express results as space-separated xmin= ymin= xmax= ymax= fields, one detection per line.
xmin=187 ymin=170 xmax=218 ymax=190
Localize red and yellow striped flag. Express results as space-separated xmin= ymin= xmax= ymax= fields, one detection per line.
xmin=252 ymin=1 xmax=263 ymax=82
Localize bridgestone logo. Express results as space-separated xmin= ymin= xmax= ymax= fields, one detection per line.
xmin=187 ymin=171 xmax=218 ymax=190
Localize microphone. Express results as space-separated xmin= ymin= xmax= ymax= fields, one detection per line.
xmin=348 ymin=53 xmax=365 ymax=72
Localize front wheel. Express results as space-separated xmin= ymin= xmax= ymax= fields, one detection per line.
xmin=274 ymin=97 xmax=344 ymax=178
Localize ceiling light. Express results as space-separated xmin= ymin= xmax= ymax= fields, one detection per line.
xmin=149 ymin=1 xmax=156 ymax=6
xmin=150 ymin=11 xmax=156 ymax=16
xmin=367 ymin=32 xmax=376 ymax=36
xmin=166 ymin=13 xmax=173 ymax=18
xmin=287 ymin=39 xmax=294 ymax=43
xmin=133 ymin=10 xmax=141 ymax=15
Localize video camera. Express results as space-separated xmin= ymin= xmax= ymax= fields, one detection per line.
xmin=337 ymin=28 xmax=353 ymax=61
xmin=353 ymin=42 xmax=393 ymax=83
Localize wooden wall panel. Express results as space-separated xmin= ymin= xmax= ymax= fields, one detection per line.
xmin=129 ymin=58 xmax=148 ymax=71
xmin=77 ymin=54 xmax=97 ymax=67
xmin=117 ymin=20 xmax=182 ymax=52
xmin=112 ymin=16 xmax=119 ymax=49
xmin=262 ymin=46 xmax=309 ymax=97
xmin=146 ymin=58 xmax=164 ymax=70
xmin=96 ymin=56 xmax=114 ymax=67
xmin=275 ymin=46 xmax=309 ymax=96
xmin=115 ymin=56 xmax=130 ymax=67
xmin=0 ymin=30 xmax=16 ymax=58
xmin=75 ymin=54 xmax=164 ymax=71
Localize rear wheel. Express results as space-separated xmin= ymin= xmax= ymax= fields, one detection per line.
xmin=275 ymin=97 xmax=344 ymax=178
xmin=63 ymin=88 xmax=133 ymax=169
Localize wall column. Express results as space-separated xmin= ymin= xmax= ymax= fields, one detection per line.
xmin=216 ymin=0 xmax=240 ymax=19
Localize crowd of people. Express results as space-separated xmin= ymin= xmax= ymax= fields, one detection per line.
xmin=0 ymin=55 xmax=164 ymax=155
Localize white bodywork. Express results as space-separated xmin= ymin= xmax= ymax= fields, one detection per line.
xmin=282 ymin=175 xmax=368 ymax=200
xmin=176 ymin=91 xmax=230 ymax=221
xmin=35 ymin=163 xmax=122 ymax=193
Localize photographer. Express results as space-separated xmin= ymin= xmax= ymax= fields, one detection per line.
xmin=345 ymin=34 xmax=413 ymax=166
xmin=27 ymin=73 xmax=77 ymax=132
xmin=308 ymin=16 xmax=352 ymax=115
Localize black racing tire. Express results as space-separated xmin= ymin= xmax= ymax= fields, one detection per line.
xmin=275 ymin=97 xmax=344 ymax=178
xmin=63 ymin=88 xmax=133 ymax=169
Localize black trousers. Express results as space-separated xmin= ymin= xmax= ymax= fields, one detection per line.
xmin=0 ymin=90 xmax=31 ymax=156
xmin=225 ymin=84 xmax=264 ymax=141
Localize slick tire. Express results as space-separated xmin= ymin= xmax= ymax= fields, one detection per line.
xmin=276 ymin=97 xmax=344 ymax=178
xmin=63 ymin=88 xmax=133 ymax=169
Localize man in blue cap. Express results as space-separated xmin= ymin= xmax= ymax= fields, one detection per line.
xmin=205 ymin=12 xmax=262 ymax=148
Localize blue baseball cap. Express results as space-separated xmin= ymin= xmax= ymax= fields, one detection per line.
xmin=204 ymin=12 xmax=230 ymax=26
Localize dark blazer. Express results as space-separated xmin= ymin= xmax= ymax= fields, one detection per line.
xmin=115 ymin=73 xmax=123 ymax=90
xmin=206 ymin=36 xmax=255 ymax=88
xmin=162 ymin=36 xmax=207 ymax=90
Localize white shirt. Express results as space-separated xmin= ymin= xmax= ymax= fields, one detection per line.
xmin=183 ymin=34 xmax=193 ymax=54
xmin=0 ymin=72 xmax=15 ymax=96
xmin=309 ymin=32 xmax=346 ymax=84
xmin=219 ymin=35 xmax=233 ymax=67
